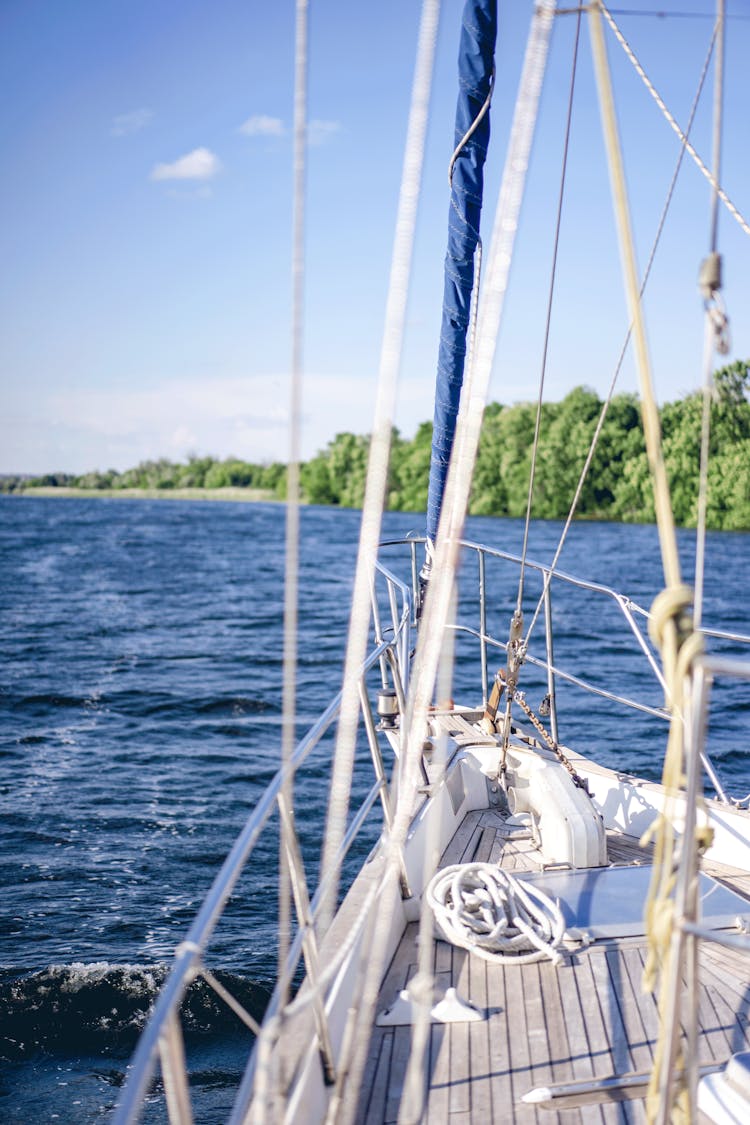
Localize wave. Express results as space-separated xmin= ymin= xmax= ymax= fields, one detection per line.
xmin=0 ymin=963 xmax=271 ymax=1059
xmin=8 ymin=690 xmax=277 ymax=721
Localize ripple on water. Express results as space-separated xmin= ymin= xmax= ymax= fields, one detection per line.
xmin=2 ymin=498 xmax=750 ymax=1116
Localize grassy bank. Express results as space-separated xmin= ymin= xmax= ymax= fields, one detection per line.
xmin=17 ymin=486 xmax=277 ymax=502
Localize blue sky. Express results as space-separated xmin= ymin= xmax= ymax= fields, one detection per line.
xmin=1 ymin=1 xmax=749 ymax=474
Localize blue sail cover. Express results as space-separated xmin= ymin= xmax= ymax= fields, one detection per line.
xmin=425 ymin=0 xmax=497 ymax=544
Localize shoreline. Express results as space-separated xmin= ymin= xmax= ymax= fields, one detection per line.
xmin=5 ymin=489 xmax=750 ymax=534
xmin=10 ymin=486 xmax=278 ymax=502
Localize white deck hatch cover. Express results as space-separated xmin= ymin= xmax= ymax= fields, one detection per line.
xmin=516 ymin=865 xmax=750 ymax=939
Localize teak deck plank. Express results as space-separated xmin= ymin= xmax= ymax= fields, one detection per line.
xmin=363 ymin=1032 xmax=393 ymax=1125
xmin=555 ymin=957 xmax=605 ymax=1125
xmin=356 ymin=809 xmax=750 ymax=1122
xmin=502 ymin=959 xmax=539 ymax=1124
xmin=449 ymin=950 xmax=471 ymax=1115
xmin=486 ymin=935 xmax=512 ymax=1119
xmin=467 ymin=937 xmax=492 ymax=1118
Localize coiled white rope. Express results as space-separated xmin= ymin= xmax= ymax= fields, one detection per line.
xmin=426 ymin=863 xmax=566 ymax=966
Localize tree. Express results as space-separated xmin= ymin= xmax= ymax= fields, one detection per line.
xmin=301 ymin=454 xmax=337 ymax=504
xmin=18 ymin=360 xmax=750 ymax=529
xmin=389 ymin=422 xmax=432 ymax=512
xmin=259 ymin=462 xmax=287 ymax=498
xmin=300 ymin=432 xmax=369 ymax=507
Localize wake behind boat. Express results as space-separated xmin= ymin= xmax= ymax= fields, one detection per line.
xmin=116 ymin=2 xmax=750 ymax=1122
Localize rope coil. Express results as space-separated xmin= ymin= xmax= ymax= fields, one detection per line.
xmin=426 ymin=862 xmax=566 ymax=965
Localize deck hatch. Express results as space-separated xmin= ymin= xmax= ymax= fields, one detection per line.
xmin=517 ymin=865 xmax=750 ymax=939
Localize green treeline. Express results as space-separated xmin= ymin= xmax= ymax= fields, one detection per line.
xmin=3 ymin=457 xmax=287 ymax=496
xmin=6 ymin=360 xmax=750 ymax=531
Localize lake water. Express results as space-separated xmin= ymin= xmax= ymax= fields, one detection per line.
xmin=2 ymin=496 xmax=749 ymax=1121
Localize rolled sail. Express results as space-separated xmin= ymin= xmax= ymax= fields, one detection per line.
xmin=425 ymin=0 xmax=497 ymax=545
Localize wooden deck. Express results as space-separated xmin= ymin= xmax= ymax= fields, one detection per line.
xmin=357 ymin=809 xmax=750 ymax=1123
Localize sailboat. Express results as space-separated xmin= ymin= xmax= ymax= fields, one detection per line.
xmin=115 ymin=1 xmax=750 ymax=1122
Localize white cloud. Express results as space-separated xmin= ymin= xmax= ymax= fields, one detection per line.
xmin=150 ymin=147 xmax=221 ymax=182
xmin=2 ymin=374 xmax=381 ymax=473
xmin=111 ymin=108 xmax=154 ymax=137
xmin=239 ymin=114 xmax=285 ymax=137
xmin=169 ymin=424 xmax=198 ymax=451
xmin=237 ymin=116 xmax=339 ymax=146
xmin=1 ymin=369 xmax=453 ymax=475
xmin=308 ymin=119 xmax=341 ymax=146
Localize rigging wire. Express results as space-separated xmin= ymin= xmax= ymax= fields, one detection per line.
xmin=695 ymin=0 xmax=727 ymax=631
xmin=522 ymin=16 xmax=718 ymax=652
xmin=607 ymin=5 xmax=748 ymax=17
xmin=600 ymin=1 xmax=750 ymax=238
xmin=590 ymin=0 xmax=683 ymax=593
xmin=493 ymin=3 xmax=583 ymax=768
xmin=683 ymin=14 xmax=728 ymax=1111
xmin=708 ymin=0 xmax=725 ymax=256
xmin=607 ymin=5 xmax=746 ymax=16
xmin=516 ymin=7 xmax=582 ymax=620
xmin=558 ymin=4 xmax=749 ymax=15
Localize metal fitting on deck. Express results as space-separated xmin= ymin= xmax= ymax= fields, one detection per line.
xmin=377 ymin=688 xmax=399 ymax=728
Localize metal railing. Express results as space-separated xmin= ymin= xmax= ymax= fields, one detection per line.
xmin=115 ymin=535 xmax=750 ymax=1123
xmin=114 ymin=562 xmax=413 ymax=1124
xmin=380 ymin=536 xmax=750 ymax=803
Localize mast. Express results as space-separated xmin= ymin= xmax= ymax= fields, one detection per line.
xmin=424 ymin=0 xmax=497 ymax=556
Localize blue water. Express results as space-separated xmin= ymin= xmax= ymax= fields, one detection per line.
xmin=2 ymin=496 xmax=749 ymax=1121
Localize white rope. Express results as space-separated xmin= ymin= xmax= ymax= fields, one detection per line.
xmin=447 ymin=69 xmax=494 ymax=188
xmin=278 ymin=0 xmax=307 ymax=1004
xmin=427 ymin=863 xmax=566 ymax=966
xmin=317 ymin=6 xmax=442 ymax=1122
xmin=265 ymin=4 xmax=338 ymax=1115
xmin=600 ymin=1 xmax=750 ymax=238
xmin=317 ymin=0 xmax=440 ymax=940
xmin=330 ymin=12 xmax=558 ymax=1116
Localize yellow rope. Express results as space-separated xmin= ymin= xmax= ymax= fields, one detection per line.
xmin=588 ymin=4 xmax=680 ymax=592
xmin=641 ymin=592 xmax=706 ymax=1125
xmin=588 ymin=6 xmax=708 ymax=1121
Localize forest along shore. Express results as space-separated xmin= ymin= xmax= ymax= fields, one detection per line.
xmin=4 ymin=364 xmax=750 ymax=529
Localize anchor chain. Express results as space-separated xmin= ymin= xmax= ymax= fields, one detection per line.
xmin=510 ymin=684 xmax=590 ymax=795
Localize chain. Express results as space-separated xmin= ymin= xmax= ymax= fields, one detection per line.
xmin=512 ymin=689 xmax=590 ymax=794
